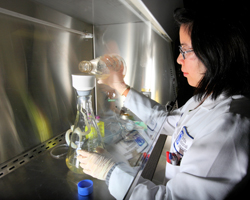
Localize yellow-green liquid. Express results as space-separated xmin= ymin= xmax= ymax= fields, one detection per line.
xmin=65 ymin=157 xmax=84 ymax=174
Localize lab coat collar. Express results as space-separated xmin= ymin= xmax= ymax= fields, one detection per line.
xmin=198 ymin=93 xmax=242 ymax=110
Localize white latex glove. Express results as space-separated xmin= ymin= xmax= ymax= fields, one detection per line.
xmin=98 ymin=54 xmax=129 ymax=95
xmin=77 ymin=148 xmax=116 ymax=180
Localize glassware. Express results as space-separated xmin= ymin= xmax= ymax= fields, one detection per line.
xmin=65 ymin=74 xmax=104 ymax=174
xmin=102 ymin=113 xmax=149 ymax=167
xmin=78 ymin=54 xmax=127 ymax=101
xmin=78 ymin=54 xmax=127 ymax=80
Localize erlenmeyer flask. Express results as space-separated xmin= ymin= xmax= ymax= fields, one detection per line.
xmin=65 ymin=74 xmax=104 ymax=174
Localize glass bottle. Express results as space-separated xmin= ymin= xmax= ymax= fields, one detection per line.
xmin=66 ymin=74 xmax=104 ymax=174
xmin=78 ymin=54 xmax=127 ymax=80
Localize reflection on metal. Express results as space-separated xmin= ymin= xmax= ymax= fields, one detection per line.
xmin=94 ymin=22 xmax=177 ymax=116
xmin=0 ymin=7 xmax=92 ymax=38
xmin=32 ymin=0 xmax=170 ymax=41
xmin=0 ymin=134 xmax=65 ymax=179
xmin=33 ymin=0 xmax=142 ymax=25
xmin=122 ymin=0 xmax=172 ymax=42
xmin=0 ymin=0 xmax=93 ymax=164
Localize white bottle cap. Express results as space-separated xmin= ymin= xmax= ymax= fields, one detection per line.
xmin=72 ymin=73 xmax=96 ymax=93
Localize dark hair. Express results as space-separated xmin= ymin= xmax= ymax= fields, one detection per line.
xmin=174 ymin=3 xmax=250 ymax=101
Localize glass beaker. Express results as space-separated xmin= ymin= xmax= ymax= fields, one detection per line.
xmin=66 ymin=74 xmax=104 ymax=174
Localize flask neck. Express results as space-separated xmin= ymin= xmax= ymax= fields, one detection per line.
xmin=77 ymin=94 xmax=92 ymax=108
xmin=76 ymin=94 xmax=94 ymax=113
xmin=78 ymin=60 xmax=94 ymax=73
xmin=76 ymin=90 xmax=92 ymax=96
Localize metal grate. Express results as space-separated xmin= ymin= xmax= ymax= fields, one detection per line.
xmin=0 ymin=133 xmax=66 ymax=179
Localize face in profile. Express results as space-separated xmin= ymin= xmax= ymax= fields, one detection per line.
xmin=177 ymin=25 xmax=207 ymax=87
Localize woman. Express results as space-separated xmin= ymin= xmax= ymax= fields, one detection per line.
xmin=77 ymin=5 xmax=250 ymax=200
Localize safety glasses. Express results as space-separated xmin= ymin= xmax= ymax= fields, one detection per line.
xmin=179 ymin=45 xmax=194 ymax=59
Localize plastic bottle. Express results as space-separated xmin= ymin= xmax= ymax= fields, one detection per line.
xmin=102 ymin=115 xmax=123 ymax=144
xmin=78 ymin=54 xmax=127 ymax=80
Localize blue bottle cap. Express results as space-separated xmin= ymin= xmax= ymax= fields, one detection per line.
xmin=78 ymin=179 xmax=93 ymax=196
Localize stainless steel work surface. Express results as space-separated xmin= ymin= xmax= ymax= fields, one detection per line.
xmin=0 ymin=144 xmax=115 ymax=200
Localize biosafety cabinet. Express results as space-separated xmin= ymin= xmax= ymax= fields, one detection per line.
xmin=0 ymin=0 xmax=182 ymax=199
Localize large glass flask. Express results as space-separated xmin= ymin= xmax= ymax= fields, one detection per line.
xmin=79 ymin=54 xmax=127 ymax=101
xmin=78 ymin=54 xmax=127 ymax=80
xmin=66 ymin=74 xmax=104 ymax=174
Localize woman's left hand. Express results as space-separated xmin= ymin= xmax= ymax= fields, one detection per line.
xmin=77 ymin=148 xmax=116 ymax=180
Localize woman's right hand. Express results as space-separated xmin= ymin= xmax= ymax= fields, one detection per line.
xmin=97 ymin=54 xmax=129 ymax=95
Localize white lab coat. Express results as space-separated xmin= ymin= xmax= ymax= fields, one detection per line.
xmin=107 ymin=88 xmax=250 ymax=200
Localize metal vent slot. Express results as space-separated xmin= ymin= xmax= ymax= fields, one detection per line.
xmin=0 ymin=133 xmax=66 ymax=179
